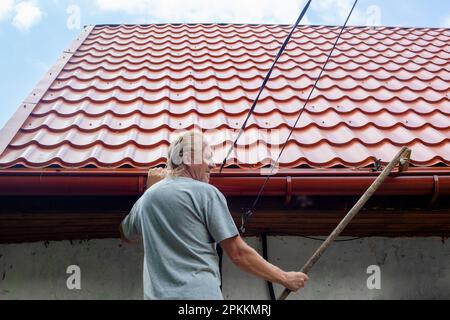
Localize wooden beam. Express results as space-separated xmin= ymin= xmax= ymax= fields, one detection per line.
xmin=1 ymin=208 xmax=450 ymax=243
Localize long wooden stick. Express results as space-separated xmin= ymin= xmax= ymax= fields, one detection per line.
xmin=278 ymin=146 xmax=411 ymax=300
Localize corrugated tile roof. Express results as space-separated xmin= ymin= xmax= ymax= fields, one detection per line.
xmin=0 ymin=24 xmax=449 ymax=169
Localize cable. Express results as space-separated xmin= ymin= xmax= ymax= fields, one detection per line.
xmin=261 ymin=234 xmax=276 ymax=300
xmin=261 ymin=233 xmax=363 ymax=302
xmin=218 ymin=0 xmax=312 ymax=173
xmin=240 ymin=0 xmax=359 ymax=233
xmin=217 ymin=244 xmax=224 ymax=290
xmin=298 ymin=235 xmax=364 ymax=242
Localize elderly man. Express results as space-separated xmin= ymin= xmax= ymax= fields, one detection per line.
xmin=120 ymin=131 xmax=308 ymax=300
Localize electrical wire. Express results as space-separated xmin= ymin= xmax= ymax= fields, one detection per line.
xmin=218 ymin=0 xmax=312 ymax=173
xmin=240 ymin=0 xmax=360 ymax=233
xmin=298 ymin=235 xmax=365 ymax=242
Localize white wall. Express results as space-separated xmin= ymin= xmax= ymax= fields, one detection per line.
xmin=1 ymin=237 xmax=449 ymax=300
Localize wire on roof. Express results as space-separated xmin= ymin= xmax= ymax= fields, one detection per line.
xmin=240 ymin=0 xmax=360 ymax=233
xmin=218 ymin=0 xmax=312 ymax=173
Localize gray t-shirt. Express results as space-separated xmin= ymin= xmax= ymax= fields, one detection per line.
xmin=121 ymin=176 xmax=239 ymax=300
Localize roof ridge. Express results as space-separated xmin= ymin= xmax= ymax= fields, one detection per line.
xmin=90 ymin=23 xmax=450 ymax=31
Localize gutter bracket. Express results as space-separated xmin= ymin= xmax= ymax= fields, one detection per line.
xmin=138 ymin=176 xmax=145 ymax=193
xmin=431 ymin=175 xmax=440 ymax=205
xmin=284 ymin=176 xmax=293 ymax=207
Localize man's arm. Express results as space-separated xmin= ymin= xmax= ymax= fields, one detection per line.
xmin=118 ymin=223 xmax=140 ymax=244
xmin=220 ymin=235 xmax=308 ymax=292
xmin=120 ymin=168 xmax=166 ymax=244
xmin=119 ymin=198 xmax=143 ymax=245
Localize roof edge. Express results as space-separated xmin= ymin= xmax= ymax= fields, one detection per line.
xmin=91 ymin=23 xmax=450 ymax=31
xmin=0 ymin=25 xmax=95 ymax=158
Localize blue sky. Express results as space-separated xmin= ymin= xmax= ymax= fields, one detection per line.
xmin=0 ymin=0 xmax=449 ymax=130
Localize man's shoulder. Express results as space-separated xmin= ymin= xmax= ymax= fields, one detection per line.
xmin=142 ymin=178 xmax=170 ymax=198
xmin=195 ymin=182 xmax=227 ymax=204
xmin=191 ymin=179 xmax=221 ymax=194
xmin=143 ymin=177 xmax=222 ymax=200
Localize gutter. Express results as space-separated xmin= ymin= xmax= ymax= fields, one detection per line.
xmin=0 ymin=168 xmax=449 ymax=197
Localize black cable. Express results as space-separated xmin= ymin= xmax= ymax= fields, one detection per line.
xmin=261 ymin=234 xmax=276 ymax=300
xmin=240 ymin=0 xmax=359 ymax=233
xmin=298 ymin=235 xmax=364 ymax=242
xmin=219 ymin=0 xmax=312 ymax=173
xmin=260 ymin=233 xmax=362 ymax=302
xmin=217 ymin=244 xmax=224 ymax=290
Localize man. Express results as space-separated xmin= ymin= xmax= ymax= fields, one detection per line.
xmin=120 ymin=131 xmax=308 ymax=299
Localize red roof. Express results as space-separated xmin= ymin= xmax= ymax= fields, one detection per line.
xmin=0 ymin=24 xmax=449 ymax=170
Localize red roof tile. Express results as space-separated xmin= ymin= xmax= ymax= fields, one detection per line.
xmin=0 ymin=24 xmax=449 ymax=169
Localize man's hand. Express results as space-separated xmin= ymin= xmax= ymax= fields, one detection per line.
xmin=281 ymin=272 xmax=309 ymax=292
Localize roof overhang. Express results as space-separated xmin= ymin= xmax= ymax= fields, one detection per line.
xmin=2 ymin=167 xmax=450 ymax=242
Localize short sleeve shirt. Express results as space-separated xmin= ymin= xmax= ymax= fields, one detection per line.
xmin=121 ymin=176 xmax=239 ymax=300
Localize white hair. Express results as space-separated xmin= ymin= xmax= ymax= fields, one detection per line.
xmin=166 ymin=131 xmax=209 ymax=177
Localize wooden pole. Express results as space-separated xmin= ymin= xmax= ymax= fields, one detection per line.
xmin=278 ymin=146 xmax=411 ymax=300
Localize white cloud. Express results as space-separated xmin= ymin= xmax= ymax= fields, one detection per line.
xmin=95 ymin=0 xmax=311 ymax=24
xmin=0 ymin=0 xmax=43 ymax=30
xmin=0 ymin=0 xmax=15 ymax=21
xmin=12 ymin=0 xmax=43 ymax=31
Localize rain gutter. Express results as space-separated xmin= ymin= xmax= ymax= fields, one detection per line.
xmin=0 ymin=168 xmax=449 ymax=197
